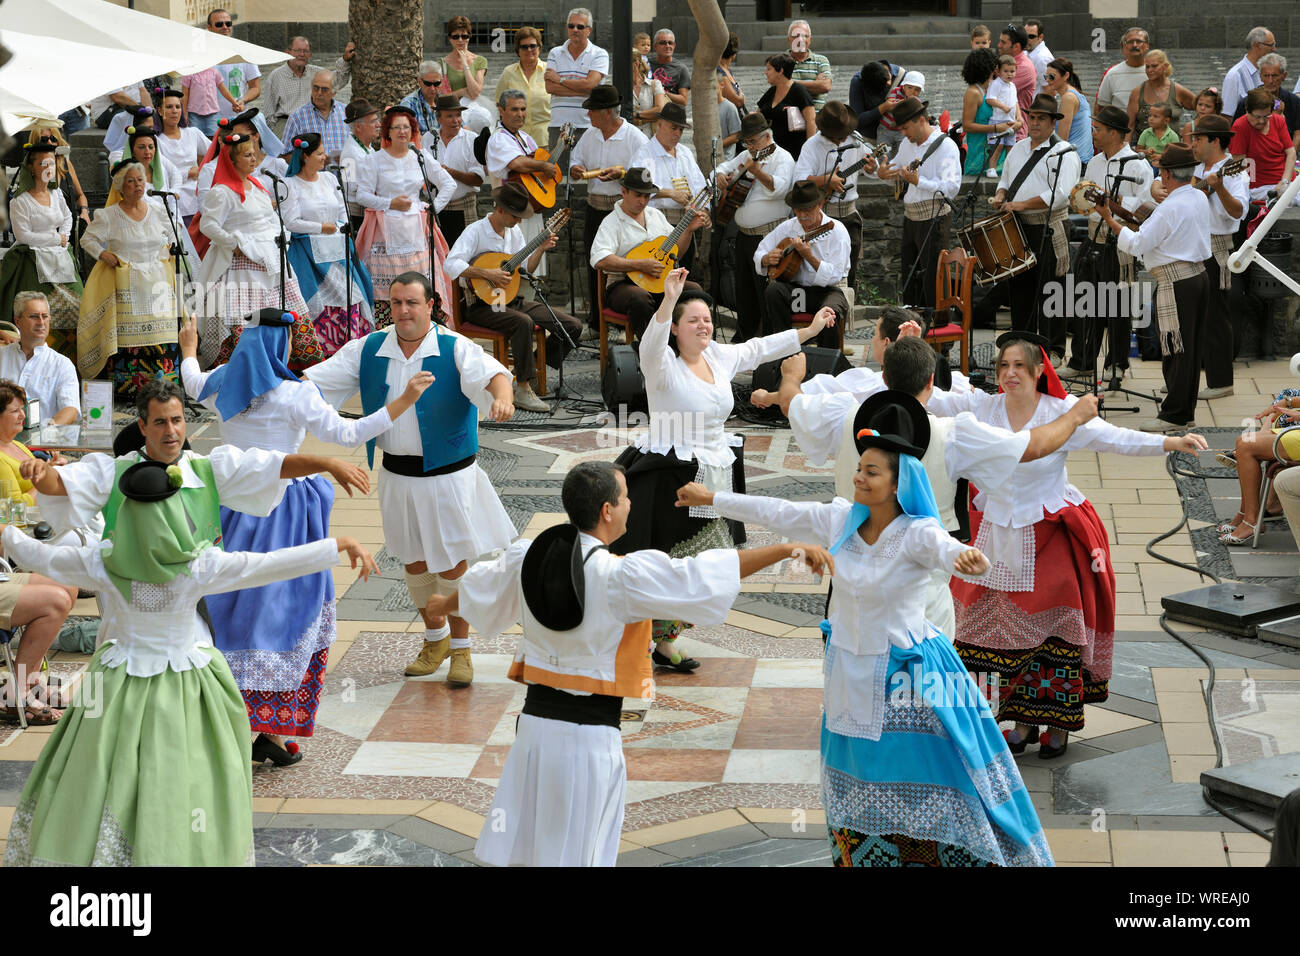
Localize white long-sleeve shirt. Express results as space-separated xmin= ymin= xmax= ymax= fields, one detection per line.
xmin=636 ymin=135 xmax=706 ymax=216
xmin=753 ymin=212 xmax=850 ymax=286
xmin=794 ymin=132 xmax=869 ymax=204
xmin=428 ymin=127 xmax=487 ymax=204
xmin=891 ymin=128 xmax=962 ymax=204
xmin=569 ymin=120 xmax=648 ymax=200
xmin=1194 ymin=157 xmax=1251 ymax=236
xmin=1115 ymin=182 xmax=1212 ymax=268
xmin=998 ymin=135 xmax=1081 ymax=209
xmin=1082 ymin=144 xmax=1155 ymax=232
xmin=355 ymin=148 xmax=454 ymax=214
xmin=282 ymin=172 xmax=346 ymax=235
xmin=716 ymin=143 xmax=796 ymax=228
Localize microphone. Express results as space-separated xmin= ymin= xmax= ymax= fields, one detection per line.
xmin=262 ymin=170 xmax=285 ymax=183
xmin=1110 ymin=174 xmax=1142 ymax=185
xmin=147 ymin=189 xmax=178 ymax=198
xmin=519 ymin=268 xmax=538 ymax=282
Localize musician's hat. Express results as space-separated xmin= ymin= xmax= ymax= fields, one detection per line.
xmin=890 ymin=96 xmax=929 ymax=127
xmin=657 ymin=102 xmax=691 ymax=128
xmin=815 ymin=100 xmax=856 ymax=142
xmin=582 ymin=85 xmax=622 ymax=110
xmin=621 ymin=167 xmax=658 ymax=194
xmin=1191 ymin=114 xmax=1232 ymax=137
xmin=1093 ymin=105 xmax=1130 ymax=133
xmin=1024 ymin=94 xmax=1064 ymax=120
xmin=738 ymin=112 xmax=771 ymax=141
xmin=1158 ymin=143 xmax=1198 ymax=170
xmin=784 ymin=179 xmax=824 ymax=209
xmin=493 ymin=182 xmax=532 ymax=216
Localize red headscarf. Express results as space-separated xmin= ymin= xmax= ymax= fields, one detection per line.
xmin=188 ymin=134 xmax=267 ymax=257
xmin=996 ymin=344 xmax=1067 ymax=400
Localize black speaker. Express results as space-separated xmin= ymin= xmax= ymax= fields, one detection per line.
xmin=751 ymin=346 xmax=852 ymax=394
xmin=602 ymin=345 xmax=647 ymax=421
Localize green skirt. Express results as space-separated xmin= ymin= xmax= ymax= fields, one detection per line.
xmin=2 ymin=643 xmax=255 ymax=867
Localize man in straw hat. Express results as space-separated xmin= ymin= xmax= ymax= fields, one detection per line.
xmin=428 ymin=94 xmax=487 ymax=247
xmin=755 ymin=179 xmax=851 ymax=349
xmin=571 ymin=84 xmax=649 ymax=332
xmin=1096 ymin=143 xmax=1211 ymax=432
xmin=713 ymin=112 xmax=797 ymax=341
xmin=994 ymin=92 xmax=1081 ymax=367
xmin=878 ymin=96 xmax=961 ymax=313
xmin=635 ymin=101 xmax=709 ymax=275
xmin=795 ymin=100 xmax=872 ymax=290
xmin=1190 ymin=113 xmax=1250 ymax=401
xmin=1065 ymin=104 xmax=1153 ymax=375
xmin=427 ymin=459 xmax=830 ymax=866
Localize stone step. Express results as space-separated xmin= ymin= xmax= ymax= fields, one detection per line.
xmin=758 ymin=33 xmax=973 ymax=52
xmin=735 ymin=50 xmax=973 ymax=67
xmin=747 ymin=17 xmax=977 ymax=36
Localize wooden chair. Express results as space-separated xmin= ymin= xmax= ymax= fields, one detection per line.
xmin=929 ymin=247 xmax=974 ymax=374
xmin=596 ymin=267 xmax=635 ymax=375
xmin=448 ymin=284 xmax=547 ymax=395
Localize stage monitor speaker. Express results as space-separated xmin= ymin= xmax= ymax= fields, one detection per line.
xmin=602 ymin=344 xmax=648 ymax=421
xmin=1160 ymin=582 xmax=1300 ymax=639
xmin=751 ymin=345 xmax=852 ymax=395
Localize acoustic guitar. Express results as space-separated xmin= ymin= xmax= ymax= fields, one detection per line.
xmin=714 ymin=143 xmax=777 ymax=226
xmin=469 ymin=208 xmax=572 ymax=306
xmin=766 ymin=222 xmax=835 ymax=280
xmin=626 ymin=183 xmax=716 ymax=294
xmin=508 ymin=122 xmax=575 ymax=210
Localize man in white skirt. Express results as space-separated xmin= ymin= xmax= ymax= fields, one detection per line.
xmin=305 ymin=272 xmax=517 ymax=687
xmin=427 ymin=460 xmax=831 ymax=866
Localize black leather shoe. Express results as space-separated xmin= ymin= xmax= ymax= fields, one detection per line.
xmin=1038 ymin=732 xmax=1069 ymax=760
xmin=652 ymin=649 xmax=701 ymax=672
xmin=1004 ymin=725 xmax=1040 ymax=755
xmin=252 ymin=733 xmax=302 ymax=766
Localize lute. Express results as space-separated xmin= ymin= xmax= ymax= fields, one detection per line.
xmin=714 ymin=143 xmax=777 ymax=226
xmin=766 ymin=222 xmax=835 ymax=280
xmin=626 ymin=183 xmax=716 ymax=294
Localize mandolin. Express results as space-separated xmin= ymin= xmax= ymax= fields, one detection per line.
xmin=766 ymin=221 xmax=835 ymax=280
xmin=508 ymin=122 xmax=575 ymax=210
xmin=469 ymin=207 xmax=572 ymax=305
xmin=714 ymin=143 xmax=777 ymax=225
xmin=818 ymin=143 xmax=888 ymax=204
xmin=626 ymin=183 xmax=716 ymax=294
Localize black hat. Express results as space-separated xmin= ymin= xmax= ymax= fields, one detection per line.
xmin=677 ymin=288 xmax=714 ymax=309
xmin=344 ymin=97 xmax=378 ymax=123
xmin=22 ymin=142 xmax=58 ymax=158
xmin=995 ymin=330 xmax=1056 ymax=394
xmin=246 ymin=307 xmax=295 ymax=327
xmin=1158 ymin=143 xmax=1198 ymax=170
xmin=219 ymin=107 xmax=260 ymax=131
xmin=621 ymin=166 xmax=658 ymax=194
xmin=117 ymin=459 xmax=181 ymax=503
xmin=433 ymin=94 xmax=467 ymax=114
xmin=852 ymin=390 xmax=930 ymax=458
xmin=890 ymin=96 xmax=929 ymax=127
xmin=657 ymin=102 xmax=691 ymax=128
xmin=1024 ymin=93 xmax=1064 ymax=120
xmin=815 ymin=100 xmax=856 ymax=141
xmin=521 ymin=524 xmax=588 ymax=631
xmin=582 ymin=85 xmax=623 ymax=110
xmin=127 ymin=126 xmax=158 ymax=141
xmin=1093 ymin=105 xmax=1130 ymax=133
xmin=493 ymin=182 xmax=532 ymax=216
xmin=784 ymin=179 xmax=823 ymax=209
xmin=738 ymin=112 xmax=771 ymax=141
xmin=290 ymin=131 xmax=322 ymax=152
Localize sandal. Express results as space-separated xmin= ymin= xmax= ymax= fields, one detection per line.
xmin=1220 ymin=520 xmax=1257 ymax=545
xmin=1003 ymin=724 xmax=1040 ymax=755
xmin=1215 ymin=510 xmax=1245 ymax=534
xmin=0 ymin=702 xmax=62 ymax=726
xmin=1215 ymin=451 xmax=1237 ymax=470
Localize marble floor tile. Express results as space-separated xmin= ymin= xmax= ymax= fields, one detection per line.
xmin=624 ymin=748 xmax=730 ymax=782
xmin=652 ymin=658 xmax=758 ymax=689
xmin=343 ymin=742 xmax=483 ymax=778
xmin=722 ymin=749 xmax=820 ymax=785
xmin=314 ymin=680 xmax=405 ymax=741
xmin=751 ymin=659 xmax=825 ymax=688
xmin=368 ymin=683 xmax=517 ymax=745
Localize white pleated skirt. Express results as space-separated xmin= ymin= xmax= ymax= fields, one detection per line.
xmin=376 ymin=463 xmax=515 ymax=569
xmin=475 ymin=713 xmax=626 ymax=867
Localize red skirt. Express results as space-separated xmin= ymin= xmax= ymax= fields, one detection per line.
xmin=243 ymin=647 xmax=328 ymax=737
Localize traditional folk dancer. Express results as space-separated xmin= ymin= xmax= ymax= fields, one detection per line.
xmin=677 ymin=392 xmax=1054 ymax=867
xmin=993 ymin=94 xmax=1082 ymax=366
xmin=793 ymin=100 xmax=870 ymax=290
xmin=714 ymin=113 xmax=796 ymax=342
xmin=927 ymin=331 xmax=1207 ymax=757
xmin=195 ymin=133 xmax=320 ymax=370
xmin=755 ymin=179 xmax=851 ymax=348
xmin=1064 ymin=106 xmax=1153 ymax=375
xmin=429 ymin=460 xmax=830 ymax=866
xmin=635 ymin=102 xmax=708 ymax=276
xmin=283 ymin=131 xmax=376 ymax=358
xmin=1 ymin=458 xmax=377 ymax=866
xmin=305 ymin=273 xmax=517 ymax=685
xmin=429 ymin=95 xmax=487 ymax=248
xmin=589 ymin=168 xmax=707 ymax=340
xmin=179 ymin=310 xmax=431 ymax=765
xmin=445 ymin=183 xmax=584 ymax=413
xmin=1096 ymin=143 xmax=1212 ymax=433
xmin=355 ymin=106 xmax=456 ymax=328
xmin=1190 ymin=115 xmax=1250 ymax=405
xmin=876 ymin=96 xmax=962 ymax=314
xmin=611 ymin=268 xmax=831 ymax=671
xmin=570 ymin=85 xmax=649 ymax=331
xmin=189 ymin=109 xmax=287 ymax=262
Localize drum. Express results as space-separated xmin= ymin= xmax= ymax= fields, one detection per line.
xmin=957 ymin=211 xmax=1037 ymax=286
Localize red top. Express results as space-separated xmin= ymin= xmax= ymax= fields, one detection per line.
xmin=1229 ymin=113 xmax=1293 ymax=187
xmin=1014 ymin=51 xmax=1036 ymax=139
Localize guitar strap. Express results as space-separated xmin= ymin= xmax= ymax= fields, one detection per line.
xmin=1005 ymin=134 xmax=1061 ymax=203
xmin=895 ymin=133 xmax=950 ymax=200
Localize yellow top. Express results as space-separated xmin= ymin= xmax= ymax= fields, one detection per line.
xmin=495 ymin=61 xmax=551 ymax=151
xmin=1277 ymin=426 xmax=1300 ymax=462
xmin=0 ymin=442 xmax=38 ymax=507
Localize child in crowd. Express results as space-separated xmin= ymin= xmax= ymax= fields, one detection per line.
xmin=986 ymin=56 xmax=1019 ymax=176
xmin=970 ymin=25 xmax=991 ymax=49
xmin=1138 ymin=103 xmax=1179 ymax=163
xmin=181 ymin=67 xmax=235 ymax=137
xmin=878 ymin=70 xmax=924 ymax=153
xmin=1181 ymin=87 xmax=1223 ymax=144
xmin=633 ymin=32 xmax=651 ymax=68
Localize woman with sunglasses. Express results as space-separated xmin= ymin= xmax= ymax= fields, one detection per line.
xmin=440 ymin=16 xmax=493 ymax=133
xmin=495 ymin=26 xmax=551 ymax=147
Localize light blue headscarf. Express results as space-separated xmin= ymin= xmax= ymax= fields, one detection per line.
xmin=829 ymin=453 xmax=941 ymax=555
xmin=197 ymin=318 xmax=296 ymax=421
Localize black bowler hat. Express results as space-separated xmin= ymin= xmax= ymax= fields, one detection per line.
xmin=890 ymin=96 xmax=929 ymax=127
xmin=521 ymin=524 xmax=589 ymax=631
xmin=784 ymin=179 xmax=823 ymax=209
xmin=493 ymin=182 xmax=532 ymax=216
xmin=657 ymin=102 xmax=691 ymax=128
xmin=621 ymin=166 xmax=658 ymax=194
xmin=117 ymin=459 xmax=181 ymax=503
xmin=852 ymin=390 xmax=930 ymax=458
xmin=1093 ymin=105 xmax=1130 ymax=133
xmin=582 ymin=85 xmax=622 ymax=110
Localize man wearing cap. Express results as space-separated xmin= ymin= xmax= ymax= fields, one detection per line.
xmin=879 ymin=97 xmax=962 ymax=313
xmin=714 ymin=113 xmax=797 ymax=341
xmin=1191 ymin=115 xmax=1250 ymax=401
xmin=446 ymin=184 xmax=583 ymax=413
xmin=305 ymin=271 xmax=517 ymax=686
xmin=755 ymin=181 xmax=851 ymax=348
xmin=339 ymin=98 xmax=379 ymax=229
xmin=427 ymin=95 xmax=487 ymax=247
xmin=994 ymin=93 xmax=1081 ymax=365
xmin=1096 ymin=144 xmax=1211 ymax=432
xmin=432 ymin=460 xmax=828 ymax=866
xmin=282 ymin=70 xmax=349 ymax=160
xmin=794 ymin=101 xmax=872 ymax=291
xmin=1065 ymin=105 xmax=1153 ymax=376
xmin=590 ymin=168 xmax=707 ymax=339
xmin=570 ymin=85 xmax=649 ymax=330
xmin=634 ymin=102 xmax=708 ymax=274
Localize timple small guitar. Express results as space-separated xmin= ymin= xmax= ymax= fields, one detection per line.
xmin=626 ymin=183 xmax=716 ymax=294
xmin=469 ymin=208 xmax=572 ymax=305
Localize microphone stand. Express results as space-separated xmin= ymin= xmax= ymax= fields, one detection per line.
xmin=269 ymin=176 xmax=289 ymax=311
xmin=331 ymin=164 xmax=354 ymax=335
xmin=410 ymin=146 xmax=440 ymax=317
xmin=565 ymin=160 xmax=577 ymax=315
xmin=519 ymin=268 xmax=595 ymax=408
xmin=1027 ymin=144 xmax=1068 ymax=345
xmin=897 ymin=185 xmax=954 ymax=336
xmin=156 ymin=190 xmax=189 ymax=332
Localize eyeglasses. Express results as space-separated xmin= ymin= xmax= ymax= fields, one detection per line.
xmin=311 ymin=86 xmax=333 ymax=92
xmin=657 ymin=40 xmax=674 ymax=45
xmin=567 ymin=23 xmax=588 ymax=30
xmin=450 ymin=33 xmax=470 ymax=40
xmin=518 ymin=43 xmax=539 ymax=50
xmin=213 ymin=20 xmax=232 ymax=27
xmin=1249 ymin=110 xmax=1273 ymax=120
xmin=1025 ymin=33 xmax=1038 ymax=39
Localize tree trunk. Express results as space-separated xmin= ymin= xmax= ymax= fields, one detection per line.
xmin=348 ymin=0 xmax=423 ymax=109
xmin=688 ymin=0 xmax=727 ymax=288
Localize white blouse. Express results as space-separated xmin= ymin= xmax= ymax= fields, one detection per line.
xmin=157 ymin=126 xmax=211 ymax=218
xmin=636 ymin=314 xmax=800 ymax=467
xmin=181 ymin=356 xmax=393 ymax=454
xmin=356 ymin=148 xmax=454 ymax=214
xmin=282 ymin=172 xmax=346 ymax=235
xmin=196 ymin=154 xmax=288 ymax=210
xmin=80 ymin=203 xmax=171 ymax=271
xmin=3 ymin=526 xmax=339 ymax=678
xmin=198 ymin=182 xmax=280 ymax=274
xmin=10 ymin=190 xmax=75 ymax=284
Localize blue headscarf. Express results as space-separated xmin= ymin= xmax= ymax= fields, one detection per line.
xmin=286 ymin=131 xmax=322 ymax=176
xmin=197 ymin=319 xmax=296 ymax=421
xmin=829 ymin=453 xmax=941 ymax=555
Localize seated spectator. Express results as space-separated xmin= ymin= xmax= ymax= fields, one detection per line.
xmin=1232 ymin=54 xmax=1300 ymax=150
xmin=0 ymin=293 xmax=80 ymax=426
xmin=1230 ymin=86 xmax=1298 ymax=195
xmin=1181 ymin=87 xmax=1223 ymax=144
xmin=1217 ymin=392 xmax=1300 ymax=544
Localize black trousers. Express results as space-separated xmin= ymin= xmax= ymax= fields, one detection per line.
xmin=463 ymin=296 xmax=583 ymax=387
xmin=605 ymin=277 xmax=704 ymax=340
xmin=829 ymin=208 xmax=863 ymax=291
xmin=583 ymin=203 xmax=615 ymax=327
xmin=733 ymin=231 xmax=768 ymax=342
xmin=762 ymin=281 xmax=848 ymax=348
xmin=1157 ymin=271 xmax=1210 ymax=427
xmin=1201 ymin=254 xmax=1236 ymax=389
xmin=900 ymin=214 xmax=950 ymax=312
xmin=1068 ymin=238 xmax=1133 ymax=371
xmin=437 ymin=207 xmax=473 ymax=249
xmin=1008 ymin=220 xmax=1065 ymax=356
